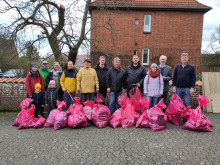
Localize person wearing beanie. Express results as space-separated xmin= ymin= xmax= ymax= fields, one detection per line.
xmin=32 ymin=83 xmax=45 ymax=118
xmin=143 ymin=63 xmax=164 ymax=108
xmin=39 ymin=60 xmax=50 ymax=91
xmin=25 ymin=63 xmax=44 ymax=98
xmin=45 ymin=80 xmax=58 ymax=115
xmin=46 ymin=61 xmax=63 ymax=101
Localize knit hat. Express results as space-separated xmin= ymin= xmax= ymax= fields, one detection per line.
xmin=30 ymin=63 xmax=38 ymax=69
xmin=151 ymin=63 xmax=157 ymax=68
xmin=35 ymin=83 xmax=41 ymax=89
xmin=49 ymin=80 xmax=55 ymax=85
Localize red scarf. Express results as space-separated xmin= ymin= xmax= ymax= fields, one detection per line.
xmin=149 ymin=69 xmax=160 ymax=78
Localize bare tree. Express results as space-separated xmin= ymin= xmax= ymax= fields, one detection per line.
xmin=208 ymin=24 xmax=220 ymax=54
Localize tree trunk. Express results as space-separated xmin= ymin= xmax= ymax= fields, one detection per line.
xmin=68 ymin=48 xmax=78 ymax=64
xmin=48 ymin=35 xmax=62 ymax=62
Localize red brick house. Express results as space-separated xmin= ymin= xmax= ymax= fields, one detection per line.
xmin=89 ymin=0 xmax=211 ymax=72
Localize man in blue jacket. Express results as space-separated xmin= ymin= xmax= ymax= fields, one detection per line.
xmin=158 ymin=55 xmax=172 ymax=105
xmin=172 ymin=53 xmax=196 ymax=107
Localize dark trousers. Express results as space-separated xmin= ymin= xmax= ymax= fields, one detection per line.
xmin=81 ymin=93 xmax=95 ymax=104
xmin=98 ymin=87 xmax=107 ymax=105
xmin=162 ymin=91 xmax=168 ymax=105
xmin=34 ymin=104 xmax=44 ymax=117
xmin=63 ymin=92 xmax=75 ymax=111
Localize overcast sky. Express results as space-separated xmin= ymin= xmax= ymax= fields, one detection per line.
xmin=0 ymin=0 xmax=219 ymax=56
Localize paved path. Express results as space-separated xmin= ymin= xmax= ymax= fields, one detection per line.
xmin=0 ymin=113 xmax=220 ymax=165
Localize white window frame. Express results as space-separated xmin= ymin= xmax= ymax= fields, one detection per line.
xmin=144 ymin=15 xmax=151 ymax=32
xmin=135 ymin=19 xmax=139 ymax=26
xmin=142 ymin=48 xmax=149 ymax=65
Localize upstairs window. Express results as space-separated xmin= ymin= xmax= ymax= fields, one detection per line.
xmin=135 ymin=19 xmax=139 ymax=26
xmin=144 ymin=15 xmax=151 ymax=32
xmin=142 ymin=48 xmax=149 ymax=65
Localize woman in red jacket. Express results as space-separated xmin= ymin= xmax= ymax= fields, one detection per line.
xmin=25 ymin=63 xmax=44 ymax=98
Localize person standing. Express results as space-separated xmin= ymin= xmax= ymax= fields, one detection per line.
xmin=46 ymin=62 xmax=63 ymax=101
xmin=124 ymin=55 xmax=147 ymax=96
xmin=25 ymin=63 xmax=44 ymax=98
xmin=32 ymin=83 xmax=45 ymax=118
xmin=172 ymin=53 xmax=196 ymax=107
xmin=143 ymin=63 xmax=164 ymax=108
xmin=39 ymin=60 xmax=50 ymax=91
xmin=77 ymin=59 xmax=99 ymax=103
xmin=157 ymin=55 xmax=172 ymax=105
xmin=106 ymin=57 xmax=125 ymax=114
xmin=60 ymin=61 xmax=78 ymax=111
xmin=94 ymin=56 xmax=109 ymax=104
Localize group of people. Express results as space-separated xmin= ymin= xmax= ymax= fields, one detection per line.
xmin=25 ymin=53 xmax=196 ymax=118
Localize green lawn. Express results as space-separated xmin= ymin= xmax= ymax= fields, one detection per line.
xmin=0 ymin=110 xmax=19 ymax=117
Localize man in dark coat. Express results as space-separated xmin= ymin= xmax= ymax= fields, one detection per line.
xmin=124 ymin=55 xmax=147 ymax=97
xmin=106 ymin=57 xmax=125 ymax=114
xmin=94 ymin=56 xmax=109 ymax=104
xmin=157 ymin=55 xmax=172 ymax=105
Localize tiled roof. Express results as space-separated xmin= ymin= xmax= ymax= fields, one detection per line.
xmin=0 ymin=78 xmax=26 ymax=83
xmin=90 ymin=0 xmax=211 ymax=12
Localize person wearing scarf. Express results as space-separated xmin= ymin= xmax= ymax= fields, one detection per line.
xmin=46 ymin=62 xmax=63 ymax=100
xmin=39 ymin=61 xmax=50 ymax=91
xmin=143 ymin=63 xmax=164 ymax=108
xmin=25 ymin=63 xmax=44 ymax=98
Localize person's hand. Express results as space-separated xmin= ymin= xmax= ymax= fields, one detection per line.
xmin=122 ymin=89 xmax=126 ymax=93
xmin=190 ymin=88 xmax=194 ymax=95
xmin=163 ymin=76 xmax=166 ymax=80
xmin=45 ymin=104 xmax=48 ymax=106
xmin=144 ymin=93 xmax=147 ymax=96
xmin=76 ymin=90 xmax=79 ymax=95
xmin=159 ymin=94 xmax=162 ymax=97
xmin=42 ymin=105 xmax=44 ymax=107
xmin=107 ymin=88 xmax=111 ymax=93
xmin=29 ymin=95 xmax=32 ymax=98
xmin=62 ymin=88 xmax=67 ymax=92
xmin=172 ymin=86 xmax=176 ymax=94
xmin=96 ymin=89 xmax=99 ymax=93
xmin=136 ymin=83 xmax=140 ymax=87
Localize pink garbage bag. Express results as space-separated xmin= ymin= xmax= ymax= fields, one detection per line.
xmin=197 ymin=96 xmax=209 ymax=106
xmin=34 ymin=115 xmax=46 ymax=128
xmin=121 ymin=101 xmax=135 ymax=128
xmin=20 ymin=98 xmax=33 ymax=109
xmin=92 ymin=104 xmax=111 ymax=128
xmin=94 ymin=93 xmax=106 ymax=104
xmin=68 ymin=103 xmax=90 ymax=128
xmin=181 ymin=106 xmax=192 ymax=122
xmin=166 ymin=94 xmax=186 ymax=126
xmin=147 ymin=99 xmax=167 ymax=132
xmin=44 ymin=109 xmax=59 ymax=127
xmin=83 ymin=100 xmax=95 ymax=120
xmin=18 ymin=116 xmax=38 ymax=129
xmin=12 ymin=104 xmax=35 ymax=126
xmin=109 ymin=108 xmax=124 ymax=128
xmin=135 ymin=110 xmax=150 ymax=128
xmin=182 ymin=106 xmax=213 ymax=132
xmin=53 ymin=110 xmax=68 ymax=131
xmin=118 ymin=93 xmax=129 ymax=106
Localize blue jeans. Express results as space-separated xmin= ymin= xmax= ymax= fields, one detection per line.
xmin=176 ymin=88 xmax=191 ymax=107
xmin=109 ymin=91 xmax=121 ymax=114
xmin=63 ymin=92 xmax=75 ymax=111
xmin=147 ymin=96 xmax=160 ymax=109
xmin=81 ymin=93 xmax=95 ymax=104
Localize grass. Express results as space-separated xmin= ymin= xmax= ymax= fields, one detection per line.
xmin=0 ymin=110 xmax=20 ymax=117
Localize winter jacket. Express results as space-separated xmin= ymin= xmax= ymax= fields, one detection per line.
xmin=143 ymin=73 xmax=164 ymax=97
xmin=39 ymin=67 xmax=50 ymax=88
xmin=124 ymin=62 xmax=147 ymax=89
xmin=25 ymin=71 xmax=44 ymax=97
xmin=46 ymin=69 xmax=63 ymax=88
xmin=60 ymin=68 xmax=77 ymax=93
xmin=77 ymin=67 xmax=99 ymax=93
xmin=32 ymin=91 xmax=45 ymax=105
xmin=45 ymin=88 xmax=58 ymax=105
xmin=94 ymin=64 xmax=109 ymax=88
xmin=106 ymin=67 xmax=124 ymax=92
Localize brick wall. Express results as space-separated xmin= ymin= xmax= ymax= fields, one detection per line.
xmin=167 ymin=85 xmax=202 ymax=108
xmin=91 ymin=9 xmax=205 ymax=72
xmin=0 ymin=82 xmax=26 ymax=110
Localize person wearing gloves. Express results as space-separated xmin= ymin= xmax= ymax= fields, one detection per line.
xmin=60 ymin=61 xmax=78 ymax=111
xmin=39 ymin=60 xmax=50 ymax=91
xmin=77 ymin=59 xmax=99 ymax=103
xmin=32 ymin=83 xmax=45 ymax=118
xmin=25 ymin=63 xmax=44 ymax=98
xmin=46 ymin=61 xmax=63 ymax=101
xmin=45 ymin=80 xmax=58 ymax=115
xmin=143 ymin=63 xmax=164 ymax=108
